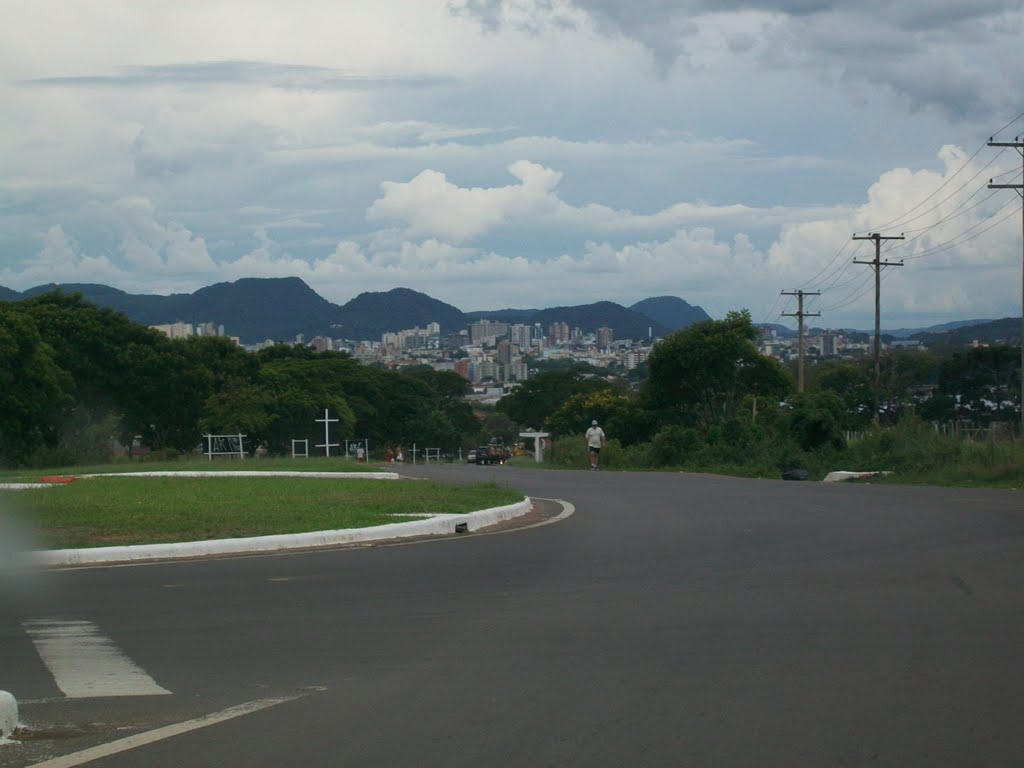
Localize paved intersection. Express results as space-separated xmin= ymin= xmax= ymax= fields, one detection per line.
xmin=2 ymin=465 xmax=1023 ymax=767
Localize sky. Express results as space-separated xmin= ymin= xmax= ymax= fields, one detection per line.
xmin=1 ymin=0 xmax=1023 ymax=332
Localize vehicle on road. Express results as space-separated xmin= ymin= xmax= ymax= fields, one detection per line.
xmin=474 ymin=437 xmax=509 ymax=465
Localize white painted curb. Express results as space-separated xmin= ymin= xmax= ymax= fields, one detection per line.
xmin=0 ymin=690 xmax=17 ymax=741
xmin=27 ymin=498 xmax=532 ymax=567
xmin=78 ymin=471 xmax=400 ymax=480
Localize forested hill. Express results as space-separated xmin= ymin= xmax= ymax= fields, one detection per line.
xmin=339 ymin=288 xmax=467 ymax=340
xmin=629 ymin=296 xmax=711 ymax=331
xmin=911 ymin=317 xmax=1021 ymax=352
xmin=527 ymin=301 xmax=670 ymax=339
xmin=19 ymin=278 xmax=345 ymax=344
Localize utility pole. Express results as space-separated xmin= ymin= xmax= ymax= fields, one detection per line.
xmin=987 ymin=135 xmax=1024 ymax=437
xmin=781 ymin=290 xmax=821 ymax=392
xmin=853 ymin=233 xmax=904 ymax=424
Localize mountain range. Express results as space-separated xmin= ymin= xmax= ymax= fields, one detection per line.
xmin=3 ymin=278 xmax=1015 ymax=347
xmin=1 ymin=279 xmax=711 ymax=344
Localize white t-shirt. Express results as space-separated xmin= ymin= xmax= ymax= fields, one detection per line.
xmin=585 ymin=426 xmax=605 ymax=449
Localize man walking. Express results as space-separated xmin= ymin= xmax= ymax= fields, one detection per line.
xmin=585 ymin=419 xmax=606 ymax=470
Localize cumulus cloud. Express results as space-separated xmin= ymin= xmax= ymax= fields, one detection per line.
xmin=367 ymin=160 xmax=849 ymax=244
xmin=367 ymin=161 xmax=566 ymax=242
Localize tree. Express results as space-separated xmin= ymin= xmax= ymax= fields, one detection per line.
xmin=936 ymin=345 xmax=1021 ymax=425
xmin=545 ymin=390 xmax=654 ymax=446
xmin=808 ymin=359 xmax=873 ymax=429
xmin=787 ymin=391 xmax=847 ymax=451
xmin=405 ymin=368 xmax=480 ymax=437
xmin=256 ymin=358 xmax=358 ymax=454
xmin=644 ymin=310 xmax=792 ymax=429
xmin=0 ymin=305 xmax=73 ymax=465
xmin=496 ymin=368 xmax=611 ymax=428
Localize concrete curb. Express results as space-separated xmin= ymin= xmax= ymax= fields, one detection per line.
xmin=78 ymin=471 xmax=401 ymax=480
xmin=1 ymin=471 xmax=399 ymax=491
xmin=0 ymin=690 xmax=17 ymax=741
xmin=27 ymin=498 xmax=533 ymax=568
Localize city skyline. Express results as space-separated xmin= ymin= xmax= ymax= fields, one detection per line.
xmin=1 ymin=1 xmax=1022 ymax=332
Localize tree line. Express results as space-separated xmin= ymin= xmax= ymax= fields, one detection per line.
xmin=496 ymin=310 xmax=1021 ymax=475
xmin=0 ymin=292 xmax=479 ymax=467
xmin=2 ymin=292 xmax=1019 ymax=474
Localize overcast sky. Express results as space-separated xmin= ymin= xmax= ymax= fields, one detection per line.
xmin=1 ymin=0 xmax=1022 ymax=330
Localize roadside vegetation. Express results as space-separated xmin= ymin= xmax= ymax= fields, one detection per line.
xmin=2 ymin=291 xmax=1021 ymax=490
xmin=2 ymin=477 xmax=523 ymax=550
xmin=497 ymin=312 xmax=1022 ymax=489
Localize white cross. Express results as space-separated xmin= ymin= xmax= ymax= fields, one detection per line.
xmin=315 ymin=409 xmax=340 ymax=457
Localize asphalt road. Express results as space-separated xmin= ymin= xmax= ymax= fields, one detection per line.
xmin=2 ymin=466 xmax=1023 ymax=767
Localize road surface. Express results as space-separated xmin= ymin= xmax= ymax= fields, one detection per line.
xmin=2 ymin=466 xmax=1022 ymax=767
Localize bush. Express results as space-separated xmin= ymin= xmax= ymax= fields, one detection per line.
xmin=844 ymin=416 xmax=961 ymax=473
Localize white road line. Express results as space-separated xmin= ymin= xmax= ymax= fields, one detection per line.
xmin=24 ymin=620 xmax=170 ymax=699
xmin=26 ymin=694 xmax=306 ymax=768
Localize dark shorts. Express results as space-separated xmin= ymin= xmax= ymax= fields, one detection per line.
xmin=589 ymin=446 xmax=601 ymax=454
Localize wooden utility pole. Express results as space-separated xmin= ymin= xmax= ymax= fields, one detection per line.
xmin=781 ymin=290 xmax=821 ymax=392
xmin=853 ymin=233 xmax=904 ymax=424
xmin=987 ymin=136 xmax=1024 ymax=437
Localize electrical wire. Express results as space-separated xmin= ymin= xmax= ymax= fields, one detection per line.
xmin=991 ymin=109 xmax=1024 ymax=139
xmin=902 ymin=199 xmax=1023 ymax=262
xmin=875 ymin=149 xmax=1006 ymax=235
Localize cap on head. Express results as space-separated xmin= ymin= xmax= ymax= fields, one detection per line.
xmin=591 ymin=420 xmax=598 ymax=426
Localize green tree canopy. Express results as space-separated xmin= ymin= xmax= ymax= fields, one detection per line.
xmin=644 ymin=310 xmax=793 ymax=429
xmin=496 ymin=367 xmax=612 ymax=428
xmin=0 ymin=304 xmax=73 ymax=465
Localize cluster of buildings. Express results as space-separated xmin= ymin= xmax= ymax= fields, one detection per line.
xmin=151 ymin=317 xmax=933 ymax=390
xmin=150 ymin=321 xmax=239 ymax=345
xmin=758 ymin=327 xmax=922 ymax=363
xmin=151 ymin=316 xmax=648 ymax=389
xmin=341 ymin=319 xmax=651 ymax=388
xmin=358 ymin=319 xmax=647 ymax=391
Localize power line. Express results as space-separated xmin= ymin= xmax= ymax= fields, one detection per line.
xmin=987 ymin=133 xmax=1024 ymax=437
xmin=901 ymin=198 xmax=1022 ymax=262
xmin=853 ymin=233 xmax=904 ymax=424
xmin=781 ymin=290 xmax=820 ymax=392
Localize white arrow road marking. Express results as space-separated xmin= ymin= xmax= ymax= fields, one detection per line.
xmin=24 ymin=620 xmax=170 ymax=698
xmin=26 ymin=693 xmax=311 ymax=768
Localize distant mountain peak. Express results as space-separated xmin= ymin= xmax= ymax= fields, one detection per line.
xmin=630 ymin=296 xmax=711 ymax=332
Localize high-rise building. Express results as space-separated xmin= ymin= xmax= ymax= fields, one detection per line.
xmin=497 ymin=340 xmax=520 ymax=365
xmin=510 ymin=324 xmax=532 ymax=350
xmin=506 ymin=362 xmax=529 ymax=382
xmin=150 ymin=322 xmax=193 ymax=339
xmin=597 ymin=326 xmax=613 ymax=350
xmin=548 ymin=321 xmax=570 ymax=344
xmin=822 ymin=331 xmax=837 ymax=356
xmin=310 ymin=336 xmax=333 ymax=352
xmin=469 ymin=320 xmax=509 ymax=344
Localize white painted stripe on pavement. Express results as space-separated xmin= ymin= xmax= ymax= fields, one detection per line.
xmin=24 ymin=620 xmax=170 ymax=698
xmin=26 ymin=694 xmax=306 ymax=768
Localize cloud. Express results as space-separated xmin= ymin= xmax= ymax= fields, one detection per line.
xmin=367 ymin=161 xmax=566 ymax=242
xmin=452 ymin=0 xmax=1024 ymax=119
xmin=366 ymin=159 xmax=850 ymax=245
xmin=20 ymin=61 xmax=460 ymax=92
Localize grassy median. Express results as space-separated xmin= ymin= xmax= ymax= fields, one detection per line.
xmin=1 ymin=475 xmax=524 ymax=550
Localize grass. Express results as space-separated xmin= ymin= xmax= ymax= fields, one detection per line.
xmin=0 ymin=456 xmax=388 ymax=483
xmin=1 ymin=476 xmax=524 ymax=550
